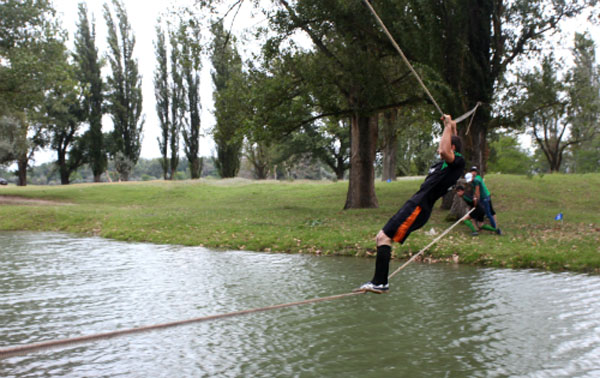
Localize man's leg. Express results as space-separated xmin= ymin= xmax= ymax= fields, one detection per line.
xmin=360 ymin=202 xmax=428 ymax=293
xmin=371 ymin=231 xmax=393 ymax=285
xmin=464 ymin=218 xmax=478 ymax=235
xmin=481 ymin=197 xmax=497 ymax=229
xmin=481 ymin=224 xmax=497 ymax=232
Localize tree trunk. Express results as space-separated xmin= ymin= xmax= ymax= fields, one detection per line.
xmin=60 ymin=170 xmax=70 ymax=185
xmin=461 ymin=118 xmax=489 ymax=174
xmin=344 ymin=112 xmax=378 ymax=209
xmin=58 ymin=152 xmax=70 ymax=185
xmin=94 ymin=173 xmax=102 ymax=182
xmin=189 ymin=156 xmax=202 ymax=179
xmin=381 ymin=110 xmax=398 ymax=182
xmin=169 ymin=152 xmax=178 ymax=181
xmin=448 ymin=178 xmax=470 ymax=219
xmin=446 ymin=178 xmax=473 ymax=220
xmin=255 ymin=165 xmax=268 ymax=179
xmin=440 ymin=190 xmax=454 ymax=210
xmin=335 ymin=158 xmax=345 ymax=180
xmin=161 ymin=158 xmax=169 ymax=180
xmin=17 ymin=159 xmax=27 ymax=186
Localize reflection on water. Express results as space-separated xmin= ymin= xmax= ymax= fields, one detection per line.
xmin=1 ymin=231 xmax=600 ymax=377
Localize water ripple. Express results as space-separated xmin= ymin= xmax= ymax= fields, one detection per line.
xmin=2 ymin=232 xmax=600 ymax=377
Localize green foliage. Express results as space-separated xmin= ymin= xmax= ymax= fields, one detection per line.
xmin=286 ymin=119 xmax=350 ymax=180
xmin=390 ymin=0 xmax=596 ymax=170
xmin=0 ymin=0 xmax=67 ymax=185
xmin=153 ymin=22 xmax=170 ymax=180
xmin=103 ymin=0 xmax=144 ymax=181
xmin=395 ymin=107 xmax=437 ymax=176
xmin=0 ymin=114 xmax=27 ymax=165
xmin=0 ymin=0 xmax=66 ymax=112
xmin=177 ymin=15 xmax=203 ymax=179
xmin=566 ymin=32 xmax=600 ymax=172
xmin=73 ymin=2 xmax=106 ymax=181
xmin=509 ymin=33 xmax=600 ymax=173
xmin=487 ymin=135 xmax=533 ymax=174
xmin=210 ymin=20 xmax=244 ymax=178
xmin=570 ymin=134 xmax=600 ymax=172
xmin=511 ymin=55 xmax=569 ymax=172
xmin=44 ymin=55 xmax=87 ymax=184
xmin=152 ymin=18 xmax=188 ymax=181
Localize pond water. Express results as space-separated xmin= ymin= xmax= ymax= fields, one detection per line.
xmin=1 ymin=232 xmax=600 ymax=377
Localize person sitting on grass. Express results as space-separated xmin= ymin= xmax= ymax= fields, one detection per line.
xmin=455 ymin=182 xmax=498 ymax=236
xmin=358 ymin=114 xmax=464 ymax=294
xmin=466 ymin=166 xmax=501 ymax=235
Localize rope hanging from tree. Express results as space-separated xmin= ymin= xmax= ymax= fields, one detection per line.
xmin=362 ymin=0 xmax=481 ymax=123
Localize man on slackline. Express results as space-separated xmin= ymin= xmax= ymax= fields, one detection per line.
xmin=359 ymin=114 xmax=465 ymax=294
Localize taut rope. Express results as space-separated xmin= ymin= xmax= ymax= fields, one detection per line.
xmin=389 ymin=208 xmax=475 ymax=278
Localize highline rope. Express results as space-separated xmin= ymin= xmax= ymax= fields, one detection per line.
xmin=0 ymin=208 xmax=474 ymax=358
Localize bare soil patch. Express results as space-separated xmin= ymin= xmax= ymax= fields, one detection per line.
xmin=0 ymin=196 xmax=70 ymax=206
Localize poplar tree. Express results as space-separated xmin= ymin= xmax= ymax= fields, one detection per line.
xmin=103 ymin=0 xmax=144 ymax=181
xmin=154 ymin=24 xmax=170 ymax=180
xmin=73 ymin=2 xmax=105 ymax=182
xmin=178 ymin=19 xmax=203 ymax=179
xmin=168 ymin=31 xmax=183 ymax=179
xmin=568 ymin=32 xmax=600 ymax=172
xmin=210 ymin=20 xmax=243 ymax=178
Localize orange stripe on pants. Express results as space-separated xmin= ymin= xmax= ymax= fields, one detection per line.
xmin=393 ymin=205 xmax=422 ymax=243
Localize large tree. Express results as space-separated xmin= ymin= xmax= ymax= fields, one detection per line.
xmin=103 ymin=0 xmax=144 ymax=181
xmin=0 ymin=0 xmax=66 ymax=185
xmin=178 ymin=17 xmax=203 ymax=179
xmin=200 ymin=0 xmax=594 ymax=206
xmin=410 ymin=0 xmax=598 ymax=172
xmin=567 ymin=32 xmax=600 ymax=172
xmin=514 ymin=55 xmax=569 ymax=172
xmin=210 ymin=20 xmax=244 ymax=178
xmin=73 ymin=2 xmax=106 ymax=182
xmin=45 ymin=60 xmax=87 ymax=184
xmin=154 ymin=23 xmax=170 ymax=180
xmin=510 ymin=33 xmax=599 ymax=173
xmin=256 ymin=1 xmax=424 ymax=208
xmin=167 ymin=31 xmax=183 ymax=180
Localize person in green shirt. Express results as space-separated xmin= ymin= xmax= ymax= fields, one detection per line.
xmin=455 ymin=183 xmax=499 ymax=236
xmin=466 ymin=167 xmax=501 ymax=235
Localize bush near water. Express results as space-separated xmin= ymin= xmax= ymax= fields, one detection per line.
xmin=0 ymin=174 xmax=598 ymax=273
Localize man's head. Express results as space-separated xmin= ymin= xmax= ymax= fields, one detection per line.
xmin=455 ymin=184 xmax=465 ymax=197
xmin=451 ymin=136 xmax=462 ymax=154
xmin=470 ymin=166 xmax=479 ymax=174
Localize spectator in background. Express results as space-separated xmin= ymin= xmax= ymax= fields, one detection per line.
xmin=466 ymin=167 xmax=501 ymax=235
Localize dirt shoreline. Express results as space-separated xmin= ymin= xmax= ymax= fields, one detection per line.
xmin=0 ymin=195 xmax=70 ymax=206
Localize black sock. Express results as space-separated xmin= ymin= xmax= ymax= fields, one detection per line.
xmin=372 ymin=245 xmax=391 ymax=285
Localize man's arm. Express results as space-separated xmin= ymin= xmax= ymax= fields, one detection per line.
xmin=438 ymin=114 xmax=457 ymax=164
xmin=473 ymin=184 xmax=481 ymax=206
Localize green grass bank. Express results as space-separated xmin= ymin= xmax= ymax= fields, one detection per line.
xmin=1 ymin=174 xmax=599 ymax=273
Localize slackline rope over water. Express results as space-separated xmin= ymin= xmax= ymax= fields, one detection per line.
xmin=0 ymin=208 xmax=474 ymax=358
xmin=362 ymin=0 xmax=482 ymax=124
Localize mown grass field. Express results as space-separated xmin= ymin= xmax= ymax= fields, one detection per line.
xmin=0 ymin=174 xmax=598 ymax=273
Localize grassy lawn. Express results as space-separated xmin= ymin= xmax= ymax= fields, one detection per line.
xmin=1 ymin=174 xmax=599 ymax=273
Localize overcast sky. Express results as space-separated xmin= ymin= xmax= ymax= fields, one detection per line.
xmin=33 ymin=1 xmax=599 ymax=165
